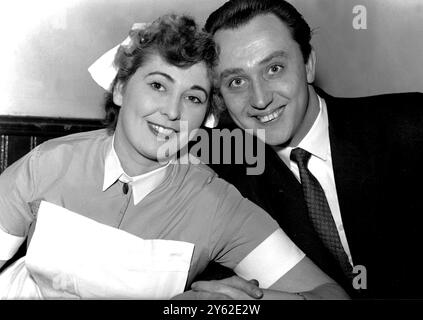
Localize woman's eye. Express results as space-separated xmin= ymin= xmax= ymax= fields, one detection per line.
xmin=228 ymin=78 xmax=246 ymax=88
xmin=268 ymin=64 xmax=283 ymax=75
xmin=186 ymin=96 xmax=202 ymax=104
xmin=150 ymin=82 xmax=165 ymax=91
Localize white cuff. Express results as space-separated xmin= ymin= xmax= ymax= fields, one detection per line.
xmin=0 ymin=226 xmax=26 ymax=260
xmin=234 ymin=228 xmax=306 ymax=288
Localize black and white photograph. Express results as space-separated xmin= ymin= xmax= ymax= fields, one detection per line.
xmin=0 ymin=0 xmax=422 ymax=314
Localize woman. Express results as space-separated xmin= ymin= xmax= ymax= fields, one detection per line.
xmin=0 ymin=14 xmax=348 ymax=299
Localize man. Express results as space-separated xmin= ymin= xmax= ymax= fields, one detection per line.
xmin=193 ymin=0 xmax=423 ymax=299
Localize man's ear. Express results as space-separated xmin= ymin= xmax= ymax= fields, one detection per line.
xmin=305 ymin=49 xmax=316 ymax=84
xmin=113 ymin=82 xmax=124 ymax=106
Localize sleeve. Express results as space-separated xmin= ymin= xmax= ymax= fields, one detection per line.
xmin=0 ymin=147 xmax=39 ymax=260
xmin=208 ymin=179 xmax=305 ymax=288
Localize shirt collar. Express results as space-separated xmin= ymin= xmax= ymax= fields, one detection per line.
xmin=277 ymin=95 xmax=330 ymax=167
xmin=103 ymin=135 xmax=170 ymax=205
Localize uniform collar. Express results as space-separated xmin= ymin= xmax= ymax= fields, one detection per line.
xmin=103 ymin=135 xmax=170 ymax=205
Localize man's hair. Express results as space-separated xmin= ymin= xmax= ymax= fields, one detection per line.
xmin=104 ymin=14 xmax=218 ymax=132
xmin=204 ymin=0 xmax=312 ymax=62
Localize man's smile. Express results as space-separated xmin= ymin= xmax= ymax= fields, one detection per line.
xmin=254 ymin=105 xmax=285 ymax=124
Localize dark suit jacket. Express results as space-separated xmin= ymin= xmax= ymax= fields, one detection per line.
xmin=201 ymin=88 xmax=423 ymax=299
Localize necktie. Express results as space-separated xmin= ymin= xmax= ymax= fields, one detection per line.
xmin=290 ymin=147 xmax=352 ymax=278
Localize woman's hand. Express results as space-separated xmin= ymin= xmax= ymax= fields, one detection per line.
xmin=172 ymin=275 xmax=310 ymax=300
xmin=171 ymin=276 xmax=263 ymax=300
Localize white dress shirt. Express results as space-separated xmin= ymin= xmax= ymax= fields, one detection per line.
xmin=276 ymin=96 xmax=353 ymax=266
xmin=102 ymin=136 xmax=171 ymax=205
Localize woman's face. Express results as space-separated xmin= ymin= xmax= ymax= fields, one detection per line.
xmin=113 ymin=54 xmax=210 ymax=174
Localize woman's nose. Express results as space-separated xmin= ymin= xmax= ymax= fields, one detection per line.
xmin=161 ymin=96 xmax=181 ymax=120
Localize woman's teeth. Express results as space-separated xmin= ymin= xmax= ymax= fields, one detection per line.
xmin=151 ymin=124 xmax=174 ymax=136
xmin=257 ymin=107 xmax=284 ymax=123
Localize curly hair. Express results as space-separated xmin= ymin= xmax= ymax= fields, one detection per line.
xmin=103 ymin=14 xmax=218 ymax=132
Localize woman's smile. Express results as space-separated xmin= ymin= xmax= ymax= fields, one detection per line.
xmin=147 ymin=121 xmax=177 ymax=139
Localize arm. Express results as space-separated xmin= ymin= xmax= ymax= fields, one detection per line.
xmin=0 ymin=149 xmax=38 ymax=270
xmin=187 ymin=226 xmax=349 ymax=299
xmin=264 ymin=256 xmax=349 ymax=299
xmin=0 ymin=226 xmax=26 ymax=273
xmin=186 ymin=180 xmax=349 ymax=299
xmin=189 ymin=256 xmax=349 ymax=300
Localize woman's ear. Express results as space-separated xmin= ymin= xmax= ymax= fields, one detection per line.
xmin=306 ymin=49 xmax=316 ymax=84
xmin=113 ymin=82 xmax=124 ymax=106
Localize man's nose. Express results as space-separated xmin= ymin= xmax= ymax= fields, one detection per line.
xmin=161 ymin=96 xmax=181 ymax=120
xmin=250 ymin=80 xmax=273 ymax=110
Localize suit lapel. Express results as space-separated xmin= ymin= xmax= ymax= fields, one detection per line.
xmin=262 ymin=145 xmax=349 ymax=281
xmin=326 ymin=96 xmax=376 ymax=267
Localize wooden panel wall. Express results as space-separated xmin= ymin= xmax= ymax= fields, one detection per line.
xmin=0 ymin=116 xmax=105 ymax=174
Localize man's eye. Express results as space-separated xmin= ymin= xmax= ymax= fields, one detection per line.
xmin=268 ymin=64 xmax=283 ymax=75
xmin=150 ymin=82 xmax=165 ymax=91
xmin=228 ymin=78 xmax=246 ymax=88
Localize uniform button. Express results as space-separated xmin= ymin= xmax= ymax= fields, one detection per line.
xmin=122 ymin=183 xmax=129 ymax=194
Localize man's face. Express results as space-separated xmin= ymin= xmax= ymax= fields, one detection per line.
xmin=214 ymin=13 xmax=316 ymax=146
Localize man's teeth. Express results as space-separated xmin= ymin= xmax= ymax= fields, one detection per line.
xmin=257 ymin=107 xmax=283 ymax=123
xmin=151 ymin=124 xmax=174 ymax=136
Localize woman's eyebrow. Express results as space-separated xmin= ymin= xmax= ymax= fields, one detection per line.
xmin=146 ymin=71 xmax=174 ymax=82
xmin=146 ymin=72 xmax=208 ymax=99
xmin=191 ymin=85 xmax=209 ymax=100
